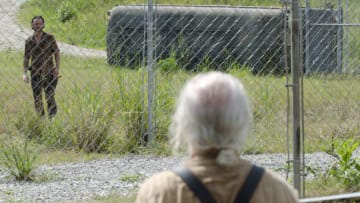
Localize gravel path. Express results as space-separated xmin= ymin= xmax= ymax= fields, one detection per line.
xmin=0 ymin=153 xmax=338 ymax=202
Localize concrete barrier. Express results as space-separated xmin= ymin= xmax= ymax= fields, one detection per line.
xmin=106 ymin=5 xmax=340 ymax=74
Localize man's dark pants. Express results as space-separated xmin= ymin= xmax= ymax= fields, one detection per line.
xmin=30 ymin=70 xmax=58 ymax=118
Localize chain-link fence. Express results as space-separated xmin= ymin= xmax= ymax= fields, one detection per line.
xmin=0 ymin=0 xmax=359 ymax=200
xmin=299 ymin=0 xmax=360 ymax=197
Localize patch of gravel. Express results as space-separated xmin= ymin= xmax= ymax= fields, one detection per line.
xmin=0 ymin=153 xmax=339 ymax=202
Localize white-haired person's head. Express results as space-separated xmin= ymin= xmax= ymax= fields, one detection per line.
xmin=170 ymin=71 xmax=252 ymax=166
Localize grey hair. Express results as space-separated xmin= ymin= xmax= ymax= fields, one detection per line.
xmin=170 ymin=71 xmax=252 ymax=166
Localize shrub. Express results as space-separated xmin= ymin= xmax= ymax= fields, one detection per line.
xmin=14 ymin=111 xmax=44 ymax=140
xmin=64 ymin=86 xmax=116 ymax=153
xmin=57 ymin=1 xmax=77 ymax=23
xmin=111 ymin=69 xmax=147 ymax=153
xmin=0 ymin=139 xmax=37 ymax=181
xmin=328 ymin=139 xmax=360 ymax=191
xmin=157 ymin=56 xmax=180 ymax=74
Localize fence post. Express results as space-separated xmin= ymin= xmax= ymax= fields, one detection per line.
xmin=344 ymin=0 xmax=349 ymax=72
xmin=290 ymin=0 xmax=302 ymax=195
xmin=146 ymin=0 xmax=155 ymax=145
xmin=337 ymin=0 xmax=343 ymax=73
xmin=305 ymin=0 xmax=310 ymax=74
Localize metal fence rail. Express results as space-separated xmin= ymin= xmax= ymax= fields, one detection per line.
xmin=301 ymin=192 xmax=360 ymax=203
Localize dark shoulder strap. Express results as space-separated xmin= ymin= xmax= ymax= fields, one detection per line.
xmin=234 ymin=165 xmax=265 ymax=203
xmin=172 ymin=166 xmax=216 ymax=203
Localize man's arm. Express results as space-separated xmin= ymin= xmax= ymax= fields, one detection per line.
xmin=23 ymin=44 xmax=30 ymax=83
xmin=54 ymin=49 xmax=60 ymax=77
xmin=51 ymin=35 xmax=60 ymax=77
xmin=23 ymin=57 xmax=29 ymax=72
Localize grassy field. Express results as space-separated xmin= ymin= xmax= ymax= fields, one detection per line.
xmin=2 ymin=49 xmax=360 ymax=154
xmin=1 ymin=0 xmax=359 ymax=200
xmin=2 ymin=49 xmax=359 ymax=199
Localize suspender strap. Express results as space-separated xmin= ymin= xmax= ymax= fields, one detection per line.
xmin=234 ymin=165 xmax=265 ymax=203
xmin=172 ymin=165 xmax=265 ymax=203
xmin=172 ymin=166 xmax=216 ymax=203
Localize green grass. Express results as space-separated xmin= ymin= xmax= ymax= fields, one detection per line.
xmin=2 ymin=50 xmax=360 ymax=155
xmin=0 ymin=138 xmax=37 ymax=181
xmin=305 ymin=176 xmax=347 ymax=197
xmin=0 ymin=49 xmax=356 ymax=201
xmin=70 ymin=192 xmax=137 ymax=203
xmin=2 ymin=49 xmax=359 ymax=197
xmin=120 ymin=173 xmax=143 ymax=182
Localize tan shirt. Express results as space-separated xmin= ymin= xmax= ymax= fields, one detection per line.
xmin=136 ymin=157 xmax=299 ymax=203
xmin=24 ymin=32 xmax=59 ymax=73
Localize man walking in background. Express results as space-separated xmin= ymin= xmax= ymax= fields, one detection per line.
xmin=23 ymin=16 xmax=60 ymax=118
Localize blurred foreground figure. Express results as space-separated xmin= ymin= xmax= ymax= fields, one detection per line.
xmin=23 ymin=16 xmax=60 ymax=118
xmin=136 ymin=71 xmax=299 ymax=203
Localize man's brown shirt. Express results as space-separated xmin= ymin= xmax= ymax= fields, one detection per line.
xmin=24 ymin=32 xmax=59 ymax=73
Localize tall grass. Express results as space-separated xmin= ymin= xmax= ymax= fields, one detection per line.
xmin=2 ymin=50 xmax=360 ymax=155
xmin=2 ymin=50 xmax=358 ymax=194
xmin=2 ymin=50 xmax=360 ymax=196
xmin=0 ymin=137 xmax=37 ymax=181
